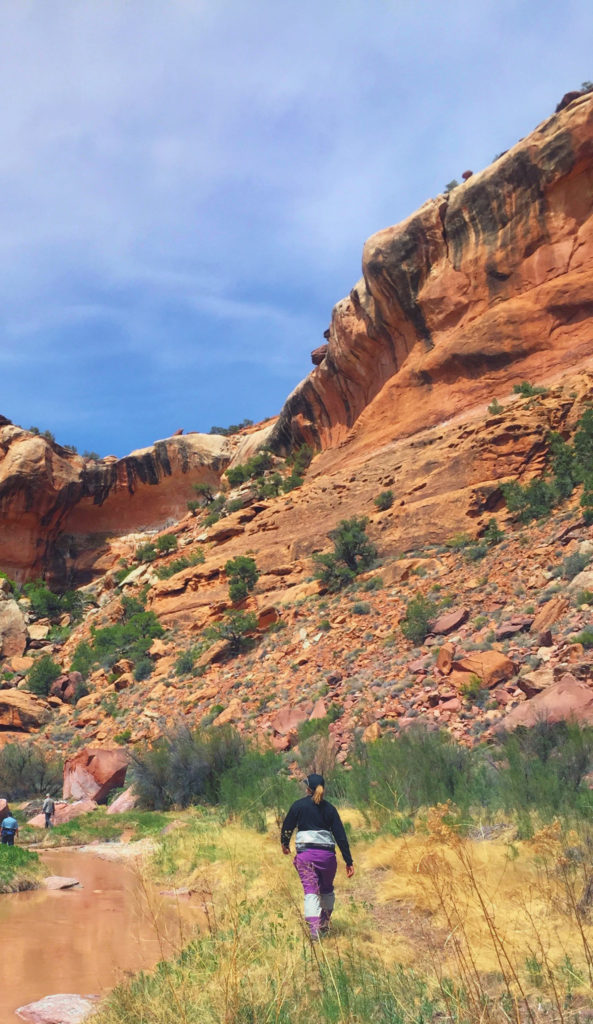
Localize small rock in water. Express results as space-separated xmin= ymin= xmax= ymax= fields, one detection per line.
xmin=43 ymin=876 xmax=81 ymax=890
xmin=16 ymin=993 xmax=98 ymax=1023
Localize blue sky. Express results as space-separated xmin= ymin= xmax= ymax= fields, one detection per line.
xmin=1 ymin=0 xmax=592 ymax=456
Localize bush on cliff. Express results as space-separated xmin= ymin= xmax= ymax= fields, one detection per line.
xmin=22 ymin=580 xmax=84 ymax=623
xmin=27 ymin=655 xmax=61 ymax=697
xmin=313 ymin=517 xmax=377 ymax=591
xmin=401 ymin=593 xmax=436 ymax=644
xmin=225 ymin=555 xmax=259 ymax=604
xmin=206 ymin=610 xmax=258 ymax=655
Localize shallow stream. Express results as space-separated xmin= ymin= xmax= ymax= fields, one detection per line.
xmin=0 ymin=848 xmax=193 ymax=1022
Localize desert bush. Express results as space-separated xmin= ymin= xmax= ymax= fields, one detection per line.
xmin=27 ymin=655 xmax=61 ymax=696
xmin=156 ymin=533 xmax=178 ymax=554
xmin=131 ymin=724 xmax=246 ymax=809
xmin=225 ymin=555 xmax=259 ymax=604
xmin=0 ymin=741 xmax=62 ymax=798
xmin=192 ymin=482 xmax=216 ymax=505
xmin=208 ymin=418 xmax=253 ymax=437
xmin=155 ymin=549 xmax=205 ymax=580
xmin=483 ymin=518 xmax=504 ymax=545
xmin=89 ymin=609 xmax=163 ymax=670
xmin=374 ymin=490 xmax=394 ymax=511
xmin=487 ymin=398 xmax=503 ymax=415
xmin=551 ymin=550 xmax=591 ymax=580
xmin=206 ymin=610 xmax=258 ymax=655
xmin=352 ymin=601 xmax=371 ymax=614
xmin=513 ymin=380 xmax=547 ymax=398
xmin=134 ymin=542 xmax=158 ymax=563
xmin=497 ymin=720 xmax=593 ymax=816
xmin=313 ymin=517 xmax=377 ymax=591
xmin=70 ymin=641 xmax=95 ymax=678
xmin=401 ymin=593 xmax=437 ymax=644
xmin=22 ymin=580 xmax=84 ymax=622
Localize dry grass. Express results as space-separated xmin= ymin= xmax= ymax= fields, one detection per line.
xmin=93 ymin=807 xmax=593 ymax=1023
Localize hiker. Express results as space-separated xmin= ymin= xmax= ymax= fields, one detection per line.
xmin=42 ymin=793 xmax=55 ymax=829
xmin=1 ymin=814 xmax=19 ymax=846
xmin=281 ymin=773 xmax=354 ymax=939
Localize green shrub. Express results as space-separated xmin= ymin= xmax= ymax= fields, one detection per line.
xmin=208 ymin=418 xmax=253 ymax=437
xmin=175 ymin=648 xmax=197 ymax=676
xmin=205 ymin=610 xmax=258 ymax=655
xmin=551 ymin=550 xmax=591 ymax=580
xmin=281 ymin=472 xmax=304 ymax=492
xmin=501 ymin=477 xmax=560 ymax=523
xmin=487 ymin=398 xmax=503 ymax=415
xmin=89 ymin=609 xmax=164 ymax=670
xmin=70 ymin=641 xmax=95 ymax=678
xmin=401 ymin=593 xmax=436 ymax=644
xmin=156 ymin=534 xmax=178 ymax=554
xmin=362 ymin=576 xmax=383 ymax=592
xmin=0 ymin=742 xmax=62 ymax=798
xmin=445 ymin=532 xmax=472 ymax=550
xmin=465 ymin=543 xmax=488 ymax=561
xmin=225 ymin=556 xmax=259 ymax=605
xmin=513 ymin=381 xmax=547 ymax=398
xmin=483 ymin=518 xmax=504 ymax=545
xmin=573 ymin=627 xmax=593 ymax=648
xmin=131 ymin=724 xmax=246 ymax=809
xmin=134 ymin=543 xmax=158 ymax=563
xmin=352 ymin=601 xmax=371 ymax=615
xmin=22 ymin=580 xmax=84 ymax=622
xmin=155 ymin=549 xmax=205 ymax=581
xmin=374 ymin=490 xmax=394 ymax=511
xmin=192 ymin=482 xmax=216 ymax=505
xmin=226 ymin=451 xmax=272 ymax=488
xmin=133 ymin=656 xmax=154 ymax=682
xmin=27 ymin=655 xmax=61 ymax=696
xmin=319 ymin=619 xmax=331 ymax=632
xmin=297 ymin=704 xmax=342 ymax=743
xmin=287 ymin=444 xmax=314 ymax=475
xmin=313 ymin=517 xmax=377 ymax=592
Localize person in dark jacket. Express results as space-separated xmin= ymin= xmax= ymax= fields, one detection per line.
xmin=281 ymin=773 xmax=354 ymax=939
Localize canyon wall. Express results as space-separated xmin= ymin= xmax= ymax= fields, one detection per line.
xmin=270 ymin=91 xmax=593 ymax=454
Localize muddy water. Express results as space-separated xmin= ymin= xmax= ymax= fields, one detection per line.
xmin=0 ymin=849 xmax=195 ymax=1023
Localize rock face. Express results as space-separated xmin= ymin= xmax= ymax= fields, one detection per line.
xmin=271 ymin=92 xmax=593 ymax=454
xmin=63 ymin=748 xmax=129 ymax=804
xmin=0 ymin=594 xmax=27 ymax=657
xmin=0 ymin=425 xmax=230 ymax=586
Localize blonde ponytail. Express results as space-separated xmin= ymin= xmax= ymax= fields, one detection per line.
xmin=312 ymin=785 xmax=324 ymax=805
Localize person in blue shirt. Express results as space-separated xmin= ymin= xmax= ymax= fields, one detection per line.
xmin=1 ymin=815 xmax=19 ymax=846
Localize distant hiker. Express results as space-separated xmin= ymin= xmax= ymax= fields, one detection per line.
xmin=1 ymin=814 xmax=19 ymax=846
xmin=42 ymin=794 xmax=55 ymax=829
xmin=281 ymin=773 xmax=354 ymax=939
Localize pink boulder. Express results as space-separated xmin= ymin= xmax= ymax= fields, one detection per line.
xmin=430 ymin=608 xmax=469 ymax=636
xmin=270 ymin=706 xmax=309 ymax=736
xmin=0 ymin=798 xmax=11 ymax=822
xmin=16 ymin=993 xmax=98 ymax=1023
xmin=500 ymin=674 xmax=593 ymax=732
xmin=63 ymin=747 xmax=129 ymax=804
xmin=106 ymin=786 xmax=139 ymax=815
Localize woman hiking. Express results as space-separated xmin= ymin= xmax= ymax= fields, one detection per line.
xmin=281 ymin=773 xmax=354 ymax=939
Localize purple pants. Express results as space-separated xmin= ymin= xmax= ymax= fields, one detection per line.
xmin=294 ymin=848 xmax=337 ymax=938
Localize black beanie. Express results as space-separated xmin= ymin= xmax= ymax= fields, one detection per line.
xmin=305 ymin=773 xmax=325 ymax=790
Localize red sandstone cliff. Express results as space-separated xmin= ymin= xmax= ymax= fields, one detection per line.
xmin=0 ymin=423 xmax=230 ymax=585
xmin=270 ymin=91 xmax=593 ymax=455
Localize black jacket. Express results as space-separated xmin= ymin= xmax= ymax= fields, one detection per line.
xmin=281 ymin=796 xmax=353 ymax=866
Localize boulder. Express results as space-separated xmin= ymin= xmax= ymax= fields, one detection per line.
xmin=16 ymin=993 xmax=98 ymax=1023
xmin=63 ymin=747 xmax=129 ymax=804
xmin=106 ymin=786 xmax=139 ymax=815
xmin=212 ymin=698 xmax=242 ymax=726
xmin=448 ymin=651 xmax=516 ymax=690
xmin=530 ymin=596 xmax=570 ymax=633
xmin=568 ymin=570 xmax=593 ymax=594
xmin=0 ymin=798 xmax=11 ymax=822
xmin=0 ymin=597 xmax=27 ymax=657
xmin=495 ymin=615 xmax=534 ymax=640
xmin=311 ymin=344 xmax=329 ymax=366
xmin=0 ymin=690 xmax=51 ymax=731
xmin=28 ymin=799 xmax=97 ymax=828
xmin=27 ymin=623 xmax=50 ymax=642
xmin=43 ymin=876 xmax=80 ymax=890
xmin=49 ymin=672 xmax=81 ymax=704
xmin=516 ymin=667 xmax=555 ymax=699
xmin=430 ymin=607 xmax=469 ymax=636
xmin=436 ymin=643 xmax=455 ymax=675
xmin=500 ymin=674 xmax=593 ymax=731
xmin=270 ymin=706 xmax=309 ymax=735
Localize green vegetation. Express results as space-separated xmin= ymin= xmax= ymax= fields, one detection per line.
xmin=155 ymin=533 xmax=178 ymax=554
xmin=352 ymin=600 xmax=371 ymax=614
xmin=0 ymin=847 xmax=41 ymax=893
xmin=444 ymin=178 xmax=459 ymax=191
xmin=134 ymin=542 xmax=158 ymax=563
xmin=483 ymin=517 xmax=504 ymax=545
xmin=551 ymin=549 xmax=591 ymax=580
xmin=374 ymin=489 xmax=394 ymax=511
xmin=400 ymin=593 xmax=437 ymax=644
xmin=226 ymin=451 xmax=272 ymax=487
xmin=0 ymin=741 xmax=62 ymax=798
xmin=500 ymin=412 xmax=593 ymax=523
xmin=22 ymin=580 xmax=84 ymax=622
xmin=513 ymin=380 xmax=548 ymax=398
xmin=487 ymin=398 xmax=503 ymax=415
xmin=225 ymin=555 xmax=259 ymax=603
xmin=208 ymin=418 xmax=254 ymax=436
xmin=205 ymin=610 xmax=258 ymax=654
xmin=68 ymin=596 xmax=163 ymax=679
xmin=155 ymin=549 xmax=205 ymax=580
xmin=314 ymin=517 xmax=377 ymax=592
xmin=27 ymin=655 xmax=61 ymax=696
xmin=131 ymin=724 xmax=297 ymax=814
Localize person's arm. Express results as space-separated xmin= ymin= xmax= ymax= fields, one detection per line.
xmin=330 ymin=807 xmax=354 ymax=875
xmin=280 ymin=804 xmax=298 ymax=854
